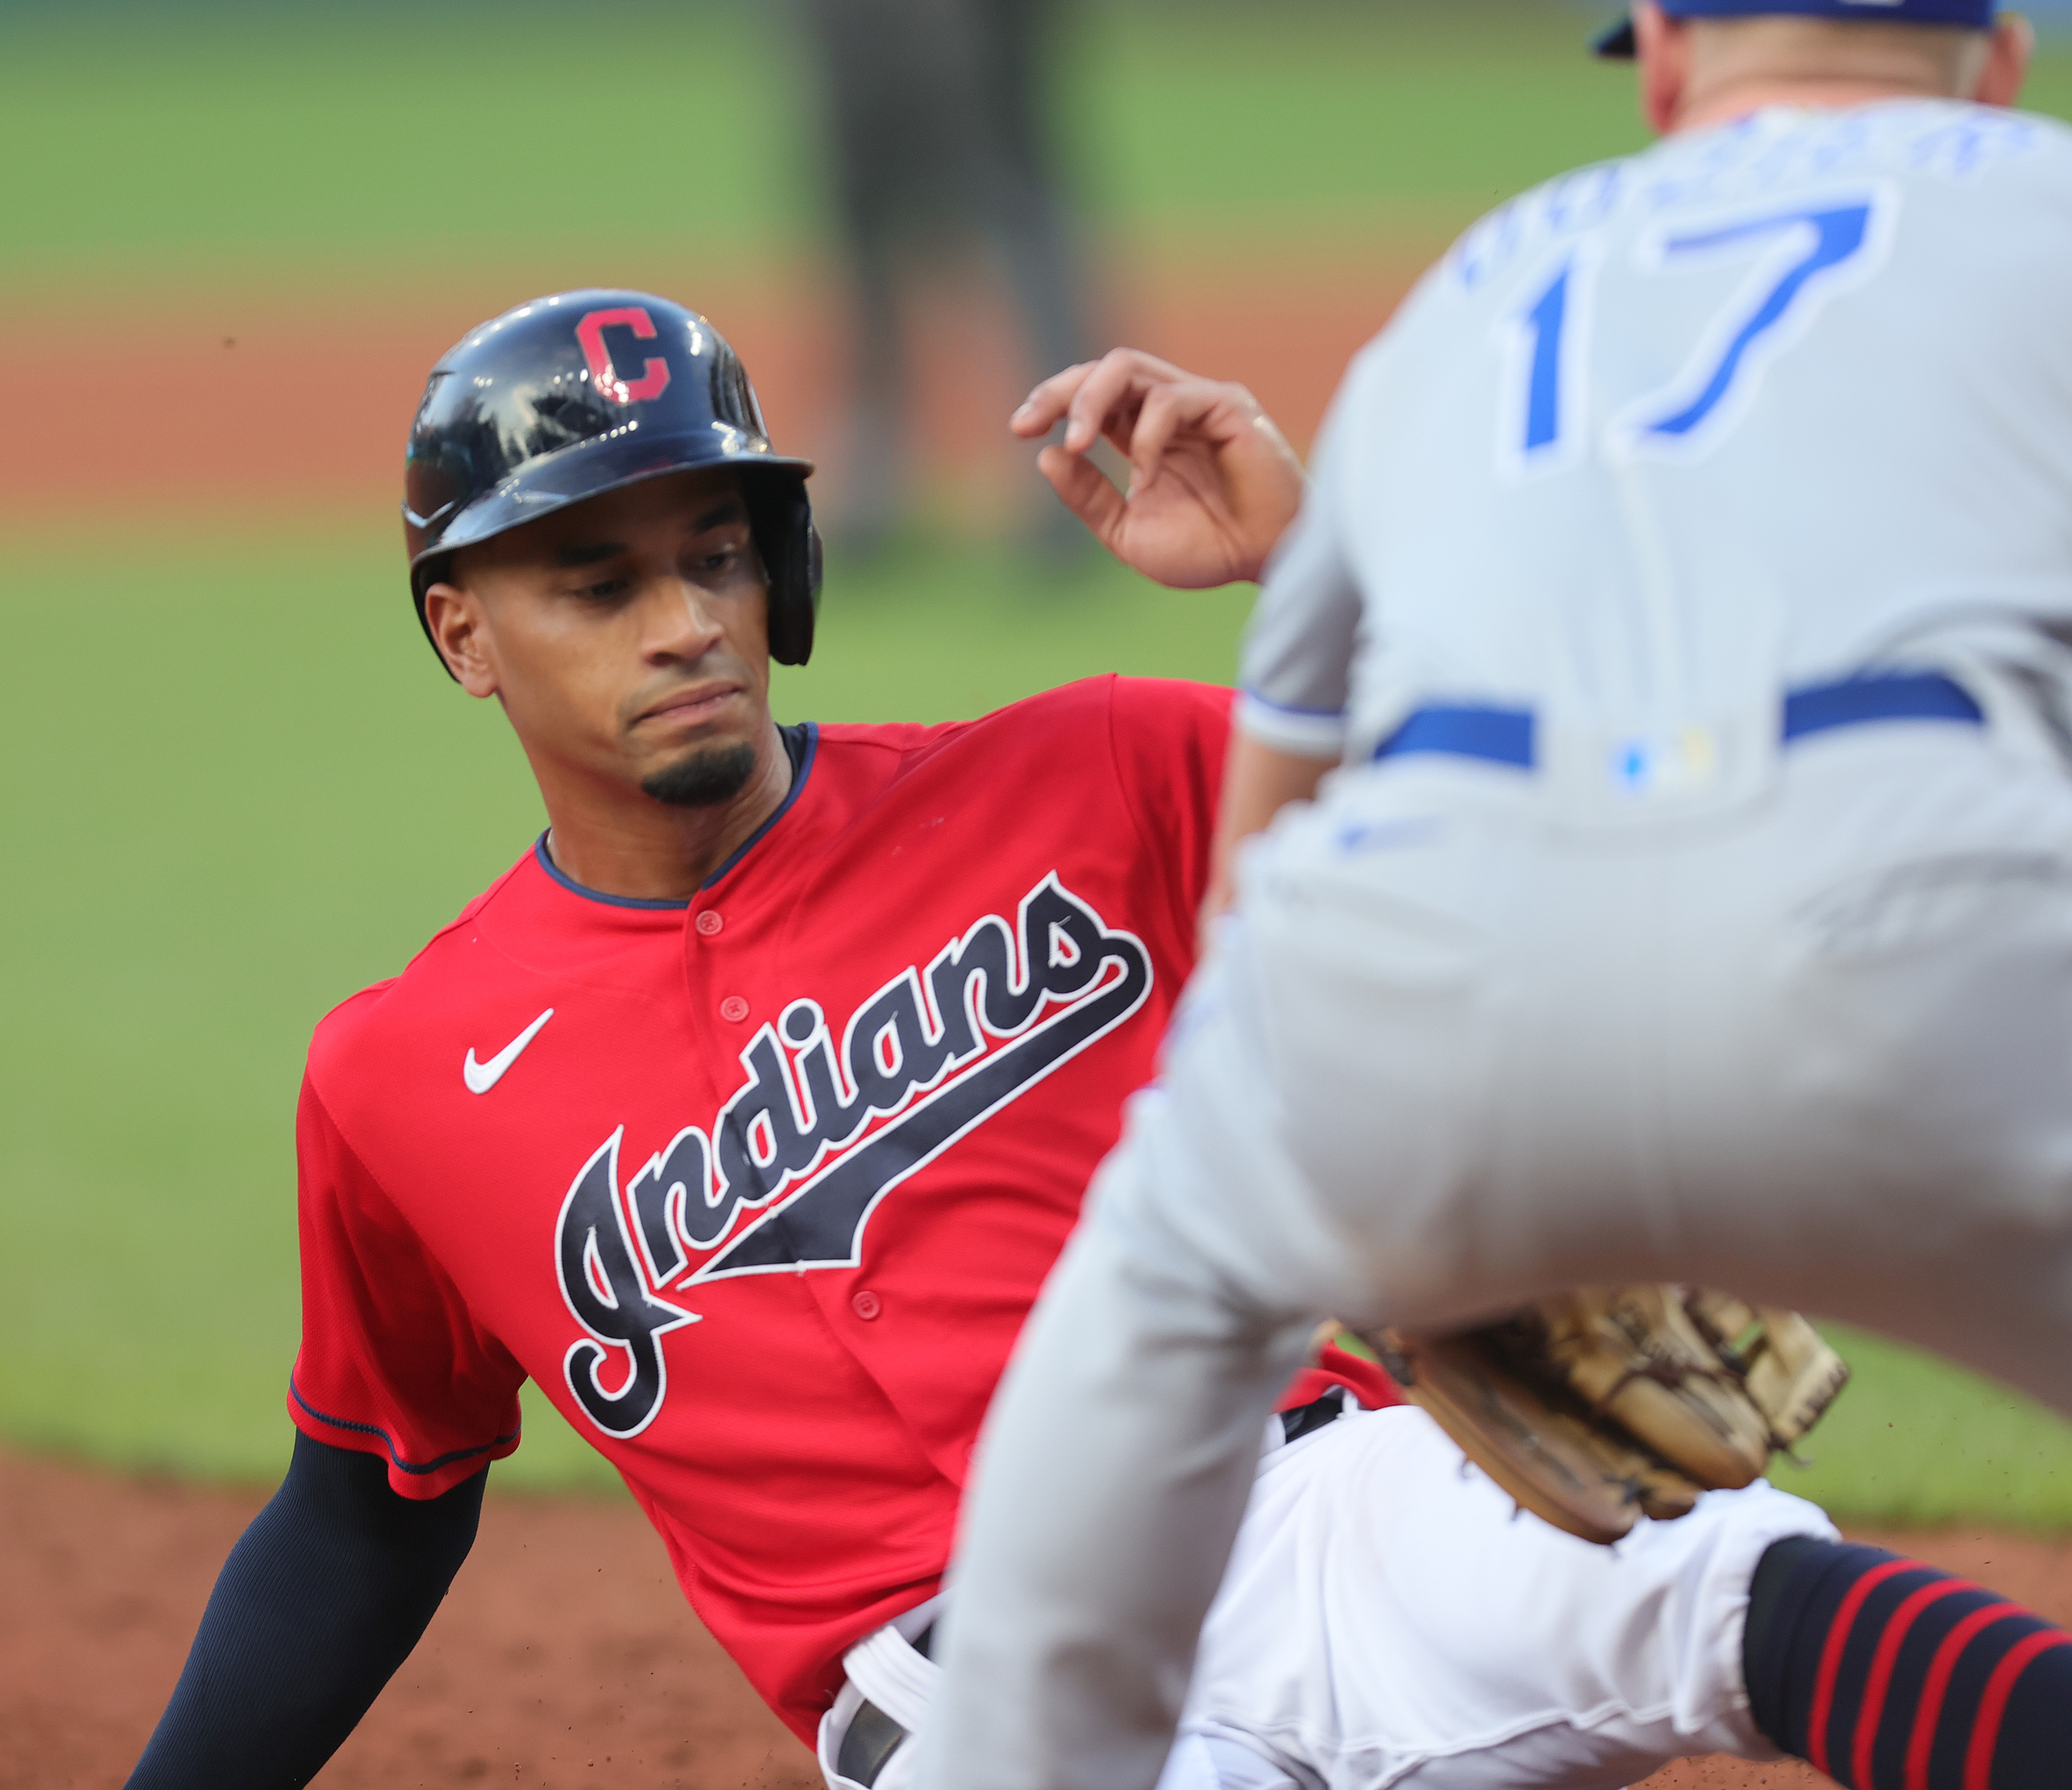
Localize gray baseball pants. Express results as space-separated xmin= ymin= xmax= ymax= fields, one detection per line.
xmin=921 ymin=672 xmax=2072 ymax=1790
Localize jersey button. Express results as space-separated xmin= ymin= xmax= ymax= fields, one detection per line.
xmin=851 ymin=1290 xmax=883 ymax=1321
xmin=694 ymin=909 xmax=723 ymax=937
xmin=719 ymin=996 xmax=750 ymax=1024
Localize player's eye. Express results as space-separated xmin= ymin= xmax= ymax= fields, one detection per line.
xmin=572 ymin=575 xmax=631 ymax=602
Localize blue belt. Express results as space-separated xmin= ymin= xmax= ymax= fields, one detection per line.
xmin=1373 ymin=672 xmax=1983 ymax=769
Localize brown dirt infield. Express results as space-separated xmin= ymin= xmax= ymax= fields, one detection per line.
xmin=0 ymin=249 xmax=1435 ymax=533
xmin=0 ymin=1444 xmax=815 ymax=1790
xmin=7 ymin=1445 xmax=2072 ymax=1790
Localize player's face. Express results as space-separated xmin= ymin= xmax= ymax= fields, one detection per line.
xmin=429 ymin=467 xmax=777 ymax=807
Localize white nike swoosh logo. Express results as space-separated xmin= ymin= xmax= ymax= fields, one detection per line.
xmin=464 ymin=1008 xmax=555 ymax=1095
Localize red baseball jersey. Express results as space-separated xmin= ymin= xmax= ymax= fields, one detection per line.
xmin=290 ymin=675 xmax=1393 ymax=1743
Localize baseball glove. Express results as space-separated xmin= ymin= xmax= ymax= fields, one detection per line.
xmin=1361 ymin=1287 xmax=1850 ymax=1546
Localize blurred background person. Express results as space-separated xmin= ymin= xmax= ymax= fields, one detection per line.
xmin=792 ymin=0 xmax=1097 ymax=552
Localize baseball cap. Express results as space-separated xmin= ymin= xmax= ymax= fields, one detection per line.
xmin=1594 ymin=0 xmax=1998 ymax=58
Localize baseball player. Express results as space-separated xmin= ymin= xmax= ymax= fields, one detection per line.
xmin=920 ymin=5 xmax=2072 ymax=1789
xmin=121 ymin=290 xmax=2051 ymax=1790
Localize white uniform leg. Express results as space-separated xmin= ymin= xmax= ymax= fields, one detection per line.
xmin=880 ymin=1404 xmax=1834 ymax=1790
xmin=1156 ymin=1734 xmax=1303 ymax=1790
xmin=1186 ymin=1407 xmax=1835 ymax=1790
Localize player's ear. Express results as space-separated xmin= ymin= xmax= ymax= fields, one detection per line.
xmin=1631 ymin=3 xmax=1692 ymax=136
xmin=423 ymin=582 xmax=500 ymax=698
xmin=1973 ymin=13 xmax=2033 ymax=107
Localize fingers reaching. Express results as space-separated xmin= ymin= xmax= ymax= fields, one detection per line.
xmin=1012 ymin=345 xmax=1308 ymax=588
xmin=1063 ymin=349 xmax=1192 ymax=455
xmin=1126 ymin=382 xmax=1235 ymax=497
xmin=1010 ymin=362 xmax=1098 ymax=442
xmin=1036 ymin=443 xmax=1127 ymax=547
xmin=1011 ymin=348 xmax=1194 ymax=452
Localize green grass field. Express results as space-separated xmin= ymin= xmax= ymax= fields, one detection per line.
xmin=6 ymin=0 xmax=2072 ymax=1523
xmin=0 ymin=3 xmax=1656 ymax=292
xmin=3 ymin=2 xmax=2067 ymax=295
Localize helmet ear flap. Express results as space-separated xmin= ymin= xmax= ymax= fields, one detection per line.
xmin=752 ymin=474 xmax=821 ymax=667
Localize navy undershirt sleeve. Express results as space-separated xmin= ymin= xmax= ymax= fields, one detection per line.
xmin=126 ymin=1431 xmax=485 ymax=1790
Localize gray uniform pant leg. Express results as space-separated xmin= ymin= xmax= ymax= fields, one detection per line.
xmin=916 ymin=953 xmax=1330 ymax=1790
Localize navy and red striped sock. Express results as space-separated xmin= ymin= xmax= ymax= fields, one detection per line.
xmin=1743 ymin=1536 xmax=2072 ymax=1789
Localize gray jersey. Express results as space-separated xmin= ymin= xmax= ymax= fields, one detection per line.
xmin=1238 ymin=100 xmax=2072 ymax=768
xmin=921 ymin=98 xmax=2072 ymax=1790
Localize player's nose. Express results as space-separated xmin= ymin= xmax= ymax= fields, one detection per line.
xmin=638 ymin=575 xmax=727 ymax=662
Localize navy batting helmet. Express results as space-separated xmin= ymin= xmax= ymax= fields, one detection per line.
xmin=403 ymin=290 xmax=821 ymax=670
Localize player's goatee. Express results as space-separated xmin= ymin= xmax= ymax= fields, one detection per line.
xmin=641 ymin=742 xmax=757 ymax=808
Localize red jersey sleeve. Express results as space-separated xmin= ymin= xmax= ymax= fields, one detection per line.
xmin=1276 ymin=1342 xmax=1404 ymax=1415
xmin=290 ymin=1070 xmax=525 ymax=1498
xmin=1103 ymin=677 xmax=1233 ymax=956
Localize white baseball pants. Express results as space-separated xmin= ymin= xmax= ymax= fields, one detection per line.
xmin=828 ymin=1405 xmax=1831 ymax=1790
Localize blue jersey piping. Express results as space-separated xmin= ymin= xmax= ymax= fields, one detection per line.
xmin=704 ymin=723 xmax=818 ymax=889
xmin=532 ymin=836 xmax=690 ymax=910
xmin=290 ymin=1377 xmax=520 ymax=1476
xmin=1239 ymin=687 xmax=1348 ymax=720
xmin=529 ymin=723 xmax=819 ymax=907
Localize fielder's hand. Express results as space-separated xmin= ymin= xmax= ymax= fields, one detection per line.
xmin=1012 ymin=349 xmax=1305 ymax=587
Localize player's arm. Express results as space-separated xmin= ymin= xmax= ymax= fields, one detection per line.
xmin=1198 ymin=396 xmax=1366 ymax=939
xmin=1020 ymin=351 xmax=1363 ymax=951
xmin=1199 ymin=735 xmax=1337 ymax=948
xmin=126 ymin=1432 xmax=484 ymax=1790
xmin=129 ymin=1058 xmax=517 ymax=1787
xmin=1011 ymin=349 xmax=1306 ymax=588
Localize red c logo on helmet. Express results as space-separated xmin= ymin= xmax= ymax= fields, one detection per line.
xmin=575 ymin=306 xmax=672 ymax=404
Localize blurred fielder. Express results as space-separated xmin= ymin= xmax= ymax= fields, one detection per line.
xmin=923 ymin=4 xmax=2072 ymax=1788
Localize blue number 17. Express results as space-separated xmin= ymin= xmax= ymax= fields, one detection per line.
xmin=1511 ymin=194 xmax=1884 ymax=465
